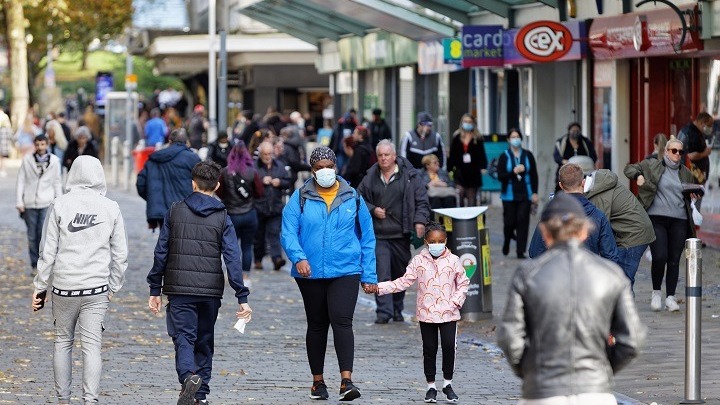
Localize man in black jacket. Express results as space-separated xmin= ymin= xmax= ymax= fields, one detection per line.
xmin=358 ymin=139 xmax=430 ymax=324
xmin=367 ymin=108 xmax=392 ymax=149
xmin=254 ymin=141 xmax=292 ymax=270
xmin=498 ymin=193 xmax=644 ymax=403
xmin=147 ymin=161 xmax=252 ymax=405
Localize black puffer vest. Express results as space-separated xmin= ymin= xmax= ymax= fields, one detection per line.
xmin=163 ymin=201 xmax=226 ymax=297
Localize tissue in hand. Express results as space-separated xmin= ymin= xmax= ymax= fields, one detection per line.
xmin=234 ymin=318 xmax=247 ymax=334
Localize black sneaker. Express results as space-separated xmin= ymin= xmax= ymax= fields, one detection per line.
xmin=393 ymin=310 xmax=404 ymax=322
xmin=424 ymin=388 xmax=437 ymax=403
xmin=310 ymin=380 xmax=329 ymax=400
xmin=178 ymin=374 xmax=202 ymax=405
xmin=195 ymin=400 xmax=210 ymax=405
xmin=339 ymin=379 xmax=361 ymax=401
xmin=442 ymin=385 xmax=458 ymax=403
xmin=273 ymin=257 xmax=286 ymax=271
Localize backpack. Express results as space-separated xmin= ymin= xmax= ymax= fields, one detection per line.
xmin=299 ymin=187 xmax=363 ymax=239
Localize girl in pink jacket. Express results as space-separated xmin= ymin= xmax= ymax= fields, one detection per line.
xmin=377 ymin=221 xmax=470 ymax=403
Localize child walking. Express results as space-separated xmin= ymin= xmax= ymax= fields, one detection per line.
xmin=147 ymin=161 xmax=252 ymax=405
xmin=377 ymin=221 xmax=469 ymax=403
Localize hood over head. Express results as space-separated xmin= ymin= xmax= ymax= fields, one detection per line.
xmin=185 ymin=192 xmax=226 ymax=217
xmin=586 ymin=169 xmax=618 ymax=198
xmin=66 ymin=155 xmax=107 ymax=195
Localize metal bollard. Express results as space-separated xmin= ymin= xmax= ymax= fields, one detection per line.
xmin=110 ymin=136 xmax=119 ymax=187
xmin=122 ymin=139 xmax=131 ymax=191
xmin=681 ymin=238 xmax=704 ymax=404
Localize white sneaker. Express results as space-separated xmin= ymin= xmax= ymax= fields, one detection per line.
xmin=651 ymin=290 xmax=662 ymax=312
xmin=666 ymin=295 xmax=680 ymax=312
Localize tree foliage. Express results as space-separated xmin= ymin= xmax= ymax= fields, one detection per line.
xmin=23 ymin=0 xmax=132 ymax=75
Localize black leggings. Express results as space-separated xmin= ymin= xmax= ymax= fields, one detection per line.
xmin=502 ymin=200 xmax=532 ymax=254
xmin=649 ymin=215 xmax=688 ymax=296
xmin=296 ymin=274 xmax=360 ymax=375
xmin=419 ymin=321 xmax=457 ymax=382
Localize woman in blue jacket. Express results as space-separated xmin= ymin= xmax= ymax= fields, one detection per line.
xmin=281 ymin=146 xmax=377 ymax=402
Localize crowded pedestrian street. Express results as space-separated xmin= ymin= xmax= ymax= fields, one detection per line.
xmin=1 ymin=159 xmax=719 ymax=405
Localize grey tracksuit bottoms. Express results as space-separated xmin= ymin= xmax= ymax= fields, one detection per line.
xmin=52 ymin=293 xmax=109 ymax=403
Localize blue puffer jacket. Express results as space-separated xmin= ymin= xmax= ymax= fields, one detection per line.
xmin=528 ymin=193 xmax=619 ymax=264
xmin=281 ymin=177 xmax=377 ymax=284
xmin=137 ymin=143 xmax=201 ymax=221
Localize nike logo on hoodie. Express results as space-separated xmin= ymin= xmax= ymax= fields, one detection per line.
xmin=67 ymin=213 xmax=103 ymax=232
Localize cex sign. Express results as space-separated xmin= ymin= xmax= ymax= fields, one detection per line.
xmin=515 ymin=21 xmax=573 ymax=62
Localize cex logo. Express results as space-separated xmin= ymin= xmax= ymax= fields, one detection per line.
xmin=516 ymin=21 xmax=573 ymax=62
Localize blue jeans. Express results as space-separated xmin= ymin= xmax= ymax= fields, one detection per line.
xmin=23 ymin=207 xmax=48 ymax=269
xmin=229 ymin=210 xmax=259 ymax=272
xmin=616 ymin=244 xmax=648 ymax=290
xmin=166 ymin=296 xmax=222 ymax=401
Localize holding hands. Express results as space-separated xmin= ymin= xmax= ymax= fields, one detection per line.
xmin=362 ymin=283 xmax=378 ymax=294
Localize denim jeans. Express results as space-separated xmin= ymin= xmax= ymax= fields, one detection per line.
xmin=616 ymin=244 xmax=648 ymax=290
xmin=23 ymin=207 xmax=48 ymax=269
xmin=229 ymin=209 xmax=259 ymax=272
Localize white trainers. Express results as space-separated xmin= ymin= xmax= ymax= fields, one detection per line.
xmin=651 ymin=290 xmax=662 ymax=312
xmin=666 ymin=295 xmax=680 ymax=312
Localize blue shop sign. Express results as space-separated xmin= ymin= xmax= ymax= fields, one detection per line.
xmin=461 ymin=25 xmax=504 ymax=67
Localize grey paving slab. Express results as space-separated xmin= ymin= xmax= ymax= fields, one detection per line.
xmin=0 ymin=160 xmax=718 ymax=405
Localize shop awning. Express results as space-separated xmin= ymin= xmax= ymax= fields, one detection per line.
xmin=237 ymin=0 xmax=458 ymax=44
xmin=407 ymin=0 xmax=568 ymax=22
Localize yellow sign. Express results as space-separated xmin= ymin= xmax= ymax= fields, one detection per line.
xmin=482 ymin=243 xmax=492 ymax=285
xmin=125 ymin=74 xmax=137 ymax=83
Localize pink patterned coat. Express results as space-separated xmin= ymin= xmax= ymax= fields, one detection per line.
xmin=378 ymin=247 xmax=470 ymax=323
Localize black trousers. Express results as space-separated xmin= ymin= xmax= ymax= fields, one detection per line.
xmin=375 ymin=238 xmax=411 ymax=318
xmin=296 ymin=274 xmax=360 ymax=375
xmin=502 ymin=200 xmax=532 ymax=255
xmin=649 ymin=215 xmax=688 ymax=296
xmin=419 ymin=321 xmax=457 ymax=382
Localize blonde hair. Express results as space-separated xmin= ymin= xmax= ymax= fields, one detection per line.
xmin=421 ymin=154 xmax=439 ymax=166
xmin=666 ymin=135 xmax=683 ymax=150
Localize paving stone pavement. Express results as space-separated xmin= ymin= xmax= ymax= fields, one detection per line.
xmin=0 ymin=160 xmax=718 ymax=404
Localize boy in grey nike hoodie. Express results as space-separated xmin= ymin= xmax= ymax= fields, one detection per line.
xmin=32 ymin=155 xmax=129 ymax=405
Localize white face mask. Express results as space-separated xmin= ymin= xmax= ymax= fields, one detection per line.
xmin=314 ymin=168 xmax=337 ymax=188
xmin=427 ymin=243 xmax=446 ymax=257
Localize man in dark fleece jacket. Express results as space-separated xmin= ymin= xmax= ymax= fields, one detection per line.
xmin=358 ymin=139 xmax=430 ymax=324
xmin=137 ymin=128 xmax=201 ymax=230
xmin=528 ymin=163 xmax=619 ymax=264
xmin=147 ymin=161 xmax=252 ymax=405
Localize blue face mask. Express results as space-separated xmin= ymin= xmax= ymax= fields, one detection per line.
xmin=427 ymin=243 xmax=446 ymax=257
xmin=461 ymin=123 xmax=474 ymax=131
xmin=509 ymin=138 xmax=522 ymax=148
xmin=314 ymin=168 xmax=337 ymax=188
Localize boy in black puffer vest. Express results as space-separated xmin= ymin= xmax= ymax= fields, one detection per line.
xmin=147 ymin=161 xmax=252 ymax=405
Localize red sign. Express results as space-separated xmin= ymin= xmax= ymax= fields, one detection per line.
xmin=515 ymin=21 xmax=573 ymax=62
xmin=589 ymin=5 xmax=702 ymax=59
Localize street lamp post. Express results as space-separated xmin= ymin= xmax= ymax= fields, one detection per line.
xmin=208 ymin=0 xmax=217 ymax=144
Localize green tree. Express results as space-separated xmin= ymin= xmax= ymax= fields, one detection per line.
xmin=2 ymin=0 xmax=29 ymax=129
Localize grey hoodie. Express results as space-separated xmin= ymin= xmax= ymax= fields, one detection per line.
xmin=34 ymin=156 xmax=129 ymax=293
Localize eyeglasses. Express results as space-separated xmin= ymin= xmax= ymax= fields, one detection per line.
xmin=667 ymin=148 xmax=683 ymax=155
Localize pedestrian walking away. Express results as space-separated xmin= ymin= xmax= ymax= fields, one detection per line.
xmin=496 ymin=129 xmax=538 ymax=259
xmin=498 ymin=193 xmax=645 ymax=405
xmin=376 ymin=221 xmax=469 ymax=403
xmin=147 ymin=161 xmax=252 ymax=405
xmin=32 ymin=155 xmax=129 ymax=405
xmin=281 ymin=145 xmax=377 ymax=401
xmin=570 ymin=155 xmax=655 ymax=291
xmin=16 ymin=134 xmax=63 ymax=273
xmin=217 ymin=141 xmax=263 ymax=284
xmin=137 ymin=128 xmax=201 ymax=230
xmin=358 ymin=139 xmax=431 ymax=324
xmin=624 ymin=136 xmax=698 ymax=312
